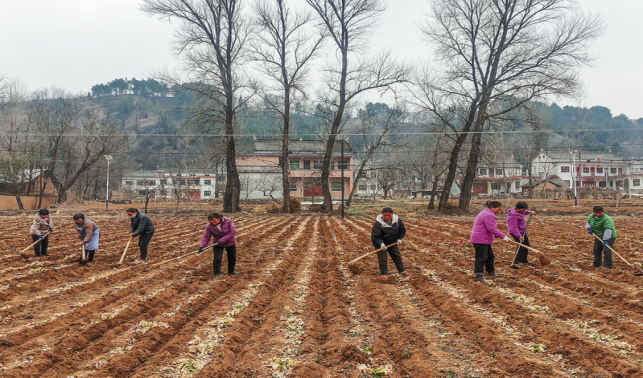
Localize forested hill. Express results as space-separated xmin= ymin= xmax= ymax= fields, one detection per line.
xmin=79 ymin=78 xmax=643 ymax=167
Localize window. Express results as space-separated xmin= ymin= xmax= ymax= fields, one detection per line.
xmin=479 ymin=168 xmax=488 ymax=175
xmin=146 ymin=180 xmax=156 ymax=186
xmin=331 ymin=182 xmax=343 ymax=191
xmin=313 ymin=160 xmax=323 ymax=170
xmin=203 ymin=179 xmax=212 ymax=185
xmin=515 ymin=181 xmax=521 ymax=190
xmin=611 ymin=168 xmax=617 ymax=174
xmin=172 ymin=179 xmax=180 ymax=185
xmin=560 ymin=166 xmax=570 ymax=173
xmin=303 ymin=160 xmax=311 ymax=170
xmin=125 ymin=180 xmax=134 ymax=185
xmin=599 ymin=181 xmax=607 ymax=188
xmin=138 ymin=190 xmax=147 ymax=196
xmin=358 ymin=184 xmax=367 ymax=191
xmin=596 ymin=168 xmax=603 ymax=174
xmin=136 ymin=180 xmax=144 ymax=186
xmin=634 ymin=179 xmax=641 ymax=186
xmin=618 ymin=168 xmax=623 ymax=175
xmin=337 ymin=160 xmax=348 ymax=170
xmin=290 ymin=182 xmax=297 ymax=191
xmin=290 ymin=161 xmax=300 ymax=170
xmin=490 ymin=183 xmax=500 ymax=190
xmin=495 ymin=169 xmax=503 ymax=176
xmin=203 ymin=191 xmax=211 ymax=197
xmin=582 ymin=167 xmax=589 ymax=173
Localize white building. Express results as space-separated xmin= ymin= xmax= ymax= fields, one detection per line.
xmin=531 ymin=151 xmax=643 ymax=192
xmin=121 ymin=170 xmax=219 ymax=200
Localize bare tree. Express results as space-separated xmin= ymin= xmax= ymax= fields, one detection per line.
xmin=30 ymin=100 xmax=127 ymax=203
xmin=141 ymin=0 xmax=254 ymax=212
xmin=419 ymin=0 xmax=603 ymax=212
xmin=306 ymin=0 xmax=409 ymax=212
xmin=346 ymin=103 xmax=405 ymax=207
xmin=251 ymin=0 xmax=325 ymax=213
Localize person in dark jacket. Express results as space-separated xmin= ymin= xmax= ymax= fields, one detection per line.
xmin=371 ymin=207 xmax=409 ymax=279
xmin=199 ymin=213 xmax=238 ymax=278
xmin=126 ymin=208 xmax=155 ymax=262
xmin=506 ymin=201 xmax=536 ymax=265
xmin=30 ymin=209 xmax=54 ymax=257
xmin=73 ymin=213 xmax=100 ymax=262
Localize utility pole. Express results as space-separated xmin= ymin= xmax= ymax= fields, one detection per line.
xmin=104 ymin=155 xmax=113 ymax=209
xmin=571 ymin=150 xmax=578 ymax=206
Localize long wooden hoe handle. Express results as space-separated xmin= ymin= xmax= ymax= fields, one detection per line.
xmin=592 ymin=233 xmax=639 ymax=270
xmin=118 ymin=238 xmax=132 ymax=265
xmin=505 ymin=239 xmax=546 ymax=256
xmin=82 ymin=243 xmax=86 ymax=262
xmin=152 ymin=244 xmax=215 ymax=267
xmin=348 ymin=243 xmax=398 ymax=265
xmin=19 ymin=232 xmax=50 ymax=255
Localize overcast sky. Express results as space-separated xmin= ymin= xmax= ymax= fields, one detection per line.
xmin=0 ymin=0 xmax=640 ymax=119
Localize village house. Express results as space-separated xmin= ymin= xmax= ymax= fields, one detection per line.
xmin=0 ymin=169 xmax=57 ymax=210
xmin=236 ymin=139 xmax=354 ymax=201
xmin=121 ymin=169 xmax=219 ymax=200
xmin=530 ymin=151 xmax=643 ymax=192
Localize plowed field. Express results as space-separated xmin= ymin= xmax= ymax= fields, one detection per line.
xmin=1 ymin=213 xmax=643 ymax=377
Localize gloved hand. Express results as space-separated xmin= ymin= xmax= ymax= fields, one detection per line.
xmin=48 ymin=228 xmax=53 ymax=232
xmin=213 ymin=242 xmax=219 ymax=246
xmin=503 ymin=236 xmax=510 ymax=242
xmin=81 ymin=241 xmax=86 ymax=246
xmin=38 ymin=235 xmax=43 ymax=239
xmin=397 ymin=239 xmax=402 ymax=245
xmin=587 ymin=228 xmax=593 ymax=235
xmin=198 ymin=247 xmax=205 ymax=254
xmin=380 ymin=243 xmax=387 ymax=250
xmin=603 ymin=240 xmax=609 ymax=246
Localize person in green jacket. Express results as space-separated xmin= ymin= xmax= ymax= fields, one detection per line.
xmin=585 ymin=206 xmax=617 ymax=269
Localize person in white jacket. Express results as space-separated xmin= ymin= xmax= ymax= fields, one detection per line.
xmin=29 ymin=209 xmax=53 ymax=257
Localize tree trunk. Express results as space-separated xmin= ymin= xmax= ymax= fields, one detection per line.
xmin=145 ymin=190 xmax=150 ymax=213
xmin=15 ymin=194 xmax=24 ymax=211
xmin=281 ymin=93 xmax=291 ymax=213
xmin=528 ymin=164 xmax=533 ymax=199
xmin=428 ymin=174 xmax=440 ymax=209
xmin=223 ymin=98 xmax=241 ymax=212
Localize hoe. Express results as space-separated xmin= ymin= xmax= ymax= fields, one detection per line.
xmin=505 ymin=239 xmax=551 ymax=267
xmin=118 ymin=238 xmax=133 ymax=265
xmin=592 ymin=233 xmax=643 ymax=276
xmin=19 ymin=232 xmax=50 ymax=260
xmin=348 ymin=242 xmax=398 ymax=275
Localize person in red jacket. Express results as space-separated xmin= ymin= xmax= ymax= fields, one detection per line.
xmin=198 ymin=213 xmax=238 ymax=278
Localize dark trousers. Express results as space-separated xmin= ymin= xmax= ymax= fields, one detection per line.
xmin=473 ymin=243 xmax=495 ymax=276
xmin=31 ymin=235 xmax=49 ymax=257
xmin=85 ymin=250 xmax=96 ymax=262
xmin=511 ymin=234 xmax=530 ymax=263
xmin=213 ymin=244 xmax=237 ymax=274
xmin=593 ymin=238 xmax=615 ymax=268
xmin=376 ymin=244 xmax=405 ymax=275
xmin=138 ymin=232 xmax=154 ymax=260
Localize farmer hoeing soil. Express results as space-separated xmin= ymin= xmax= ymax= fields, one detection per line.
xmin=29 ymin=209 xmax=53 ymax=258
xmin=507 ymin=201 xmax=536 ymax=266
xmin=73 ymin=213 xmax=100 ymax=264
xmin=370 ymin=207 xmax=409 ymax=279
xmin=470 ymin=201 xmax=510 ymax=282
xmin=199 ymin=212 xmax=238 ymax=278
xmin=126 ymin=208 xmax=155 ymax=263
xmin=586 ymin=205 xmax=617 ymax=269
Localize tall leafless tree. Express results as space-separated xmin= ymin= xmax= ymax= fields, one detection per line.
xmin=141 ymin=0 xmax=254 ymax=212
xmin=419 ymin=0 xmax=603 ymax=212
xmin=306 ymin=0 xmax=409 ymax=212
xmin=251 ymin=0 xmax=325 ymax=213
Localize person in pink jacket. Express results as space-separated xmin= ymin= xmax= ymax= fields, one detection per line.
xmin=506 ymin=201 xmax=536 ymax=265
xmin=198 ymin=213 xmax=238 ymax=278
xmin=470 ymin=201 xmax=509 ymax=282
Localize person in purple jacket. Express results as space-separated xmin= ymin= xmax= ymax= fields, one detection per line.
xmin=198 ymin=213 xmax=238 ymax=278
xmin=470 ymin=201 xmax=510 ymax=282
xmin=506 ymin=201 xmax=536 ymax=265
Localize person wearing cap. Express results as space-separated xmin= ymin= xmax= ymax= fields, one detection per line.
xmin=586 ymin=206 xmax=617 ymax=269
xmin=73 ymin=213 xmax=100 ymax=262
xmin=126 ymin=208 xmax=155 ymax=262
xmin=506 ymin=201 xmax=536 ymax=265
xmin=470 ymin=201 xmax=510 ymax=282
xmin=29 ymin=209 xmax=54 ymax=257
xmin=371 ymin=207 xmax=409 ymax=279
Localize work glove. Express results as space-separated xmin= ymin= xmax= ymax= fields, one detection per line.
xmin=48 ymin=228 xmax=53 ymax=232
xmin=81 ymin=241 xmax=86 ymax=246
xmin=380 ymin=243 xmax=387 ymax=250
xmin=198 ymin=247 xmax=205 ymax=254
xmin=587 ymin=229 xmax=593 ymax=235
xmin=603 ymin=240 xmax=609 ymax=246
xmin=397 ymin=239 xmax=402 ymax=245
xmin=213 ymin=242 xmax=219 ymax=247
xmin=503 ymin=236 xmax=510 ymax=242
xmin=38 ymin=235 xmax=43 ymax=239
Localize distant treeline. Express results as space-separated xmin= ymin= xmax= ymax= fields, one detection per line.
xmin=91 ymin=78 xmax=172 ymax=97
